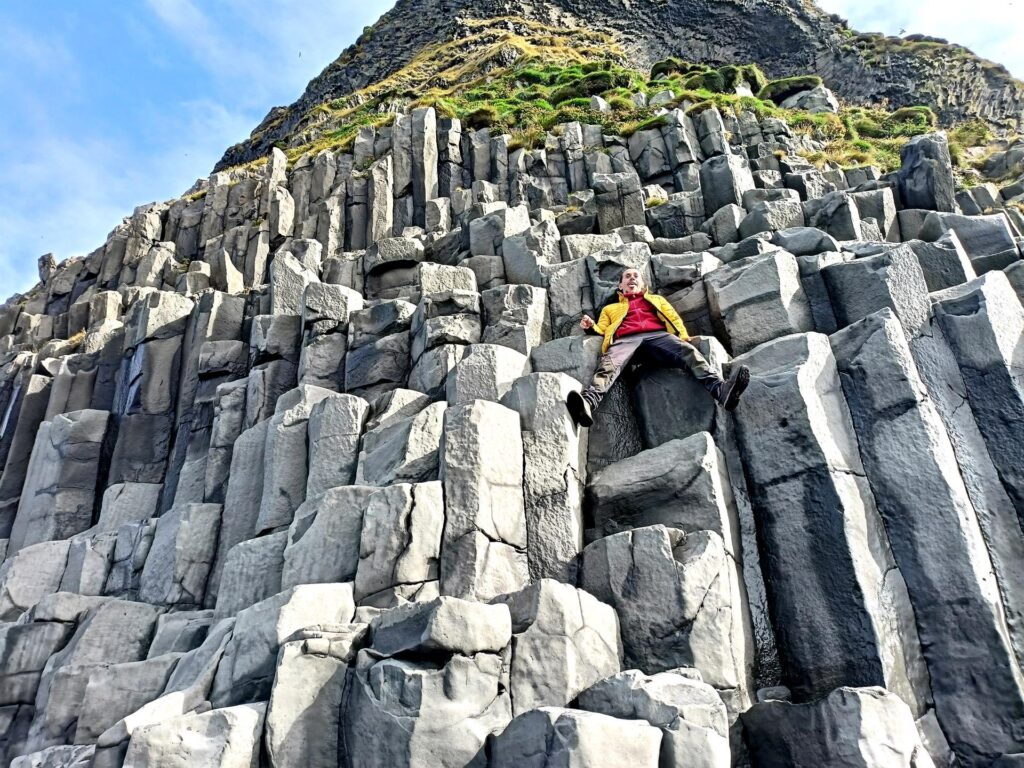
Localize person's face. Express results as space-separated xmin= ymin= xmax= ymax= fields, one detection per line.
xmin=619 ymin=269 xmax=644 ymax=294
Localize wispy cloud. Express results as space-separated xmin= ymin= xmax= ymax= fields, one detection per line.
xmin=0 ymin=1 xmax=391 ymax=298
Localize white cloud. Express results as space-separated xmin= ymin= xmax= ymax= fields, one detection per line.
xmin=816 ymin=0 xmax=1023 ymax=79
xmin=0 ymin=1 xmax=392 ymax=298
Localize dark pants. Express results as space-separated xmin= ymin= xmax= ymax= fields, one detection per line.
xmin=582 ymin=331 xmax=722 ymax=409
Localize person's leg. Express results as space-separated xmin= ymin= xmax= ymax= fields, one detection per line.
xmin=639 ymin=333 xmax=723 ymax=396
xmin=583 ymin=336 xmax=644 ymax=409
xmin=639 ymin=333 xmax=750 ymax=409
xmin=567 ymin=336 xmax=644 ymax=426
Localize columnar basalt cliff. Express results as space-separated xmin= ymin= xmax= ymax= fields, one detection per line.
xmin=4 ymin=2 xmax=1024 ymax=767
xmin=218 ymin=0 xmax=1024 ymax=168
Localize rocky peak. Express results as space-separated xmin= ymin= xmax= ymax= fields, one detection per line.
xmin=218 ymin=0 xmax=1024 ymax=169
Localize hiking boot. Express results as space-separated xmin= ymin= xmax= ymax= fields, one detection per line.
xmin=566 ymin=390 xmax=594 ymax=427
xmin=718 ymin=365 xmax=750 ymax=412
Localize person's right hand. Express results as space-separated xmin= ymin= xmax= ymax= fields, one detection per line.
xmin=580 ymin=315 xmax=595 ymax=330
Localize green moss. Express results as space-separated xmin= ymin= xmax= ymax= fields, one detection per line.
xmin=465 ymin=104 xmax=500 ymax=129
xmin=261 ymin=50 xmax=990 ymax=184
xmin=758 ymin=75 xmax=824 ymax=104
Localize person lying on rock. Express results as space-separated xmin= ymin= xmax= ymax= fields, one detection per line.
xmin=565 ymin=267 xmax=750 ymax=428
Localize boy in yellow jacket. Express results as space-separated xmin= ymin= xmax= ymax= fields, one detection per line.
xmin=566 ymin=268 xmax=750 ymax=427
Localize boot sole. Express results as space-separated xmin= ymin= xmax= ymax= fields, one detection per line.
xmin=723 ymin=366 xmax=750 ymax=412
xmin=566 ymin=390 xmax=594 ymax=427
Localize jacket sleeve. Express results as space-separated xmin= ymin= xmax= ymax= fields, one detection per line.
xmin=591 ymin=305 xmax=613 ymax=335
xmin=659 ymin=299 xmax=690 ymax=340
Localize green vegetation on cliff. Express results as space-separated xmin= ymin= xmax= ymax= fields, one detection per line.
xmin=249 ymin=47 xmax=990 ymax=179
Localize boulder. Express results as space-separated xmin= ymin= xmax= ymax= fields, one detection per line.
xmin=355 ymin=400 xmax=445 ymax=486
xmin=580 ymin=525 xmax=753 ymax=714
xmin=700 ymin=154 xmax=755 ymax=216
xmin=439 ymin=400 xmax=528 ymax=600
xmin=587 ymin=433 xmax=740 ymax=556
xmin=920 ymin=211 xmax=1021 ymax=273
xmin=342 ymin=646 xmax=511 ymax=768
xmin=705 ymin=250 xmax=813 ymax=354
xmin=494 ymin=580 xmax=621 ymax=715
xmin=122 ymin=703 xmax=266 ymax=768
xmin=741 ymin=687 xmax=935 ymax=768
xmin=897 ymin=132 xmax=956 ymax=213
xmin=488 ymin=707 xmax=662 ymax=767
xmin=446 ymin=343 xmax=530 ymax=405
xmin=578 ymin=668 xmax=731 ymax=768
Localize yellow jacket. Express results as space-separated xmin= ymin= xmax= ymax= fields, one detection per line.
xmin=591 ymin=291 xmax=689 ymax=354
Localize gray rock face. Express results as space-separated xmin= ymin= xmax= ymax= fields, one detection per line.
xmin=11 ymin=74 xmax=1024 ymax=768
xmin=897 ymin=132 xmax=957 ymax=213
xmin=577 ymin=668 xmax=731 ymax=768
xmin=831 ymin=309 xmax=1024 ymax=764
xmin=488 ymin=707 xmax=663 ymax=767
xmin=741 ymin=687 xmax=935 ymax=768
xmin=593 ymin=172 xmax=645 ymax=231
xmin=440 ymin=400 xmax=528 ymax=600
xmin=8 ymin=410 xmax=111 ymax=555
xmin=581 ymin=525 xmax=753 ymax=714
xmin=731 ymin=333 xmax=929 ymax=709
xmin=494 ymin=580 xmax=620 ymax=715
xmin=705 ymin=250 xmax=813 ymax=355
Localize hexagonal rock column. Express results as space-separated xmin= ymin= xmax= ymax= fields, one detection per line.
xmin=439 ymin=400 xmax=528 ymax=601
xmin=138 ymin=503 xmax=222 ymax=608
xmin=705 ymin=250 xmax=813 ymax=355
xmin=831 ymin=309 xmax=1024 ymax=763
xmin=493 ymin=579 xmax=621 ymax=715
xmin=265 ymin=624 xmax=367 ymax=768
xmin=342 ymin=598 xmax=513 ymax=768
xmin=255 ymin=385 xmax=336 ymax=535
xmin=501 ymin=373 xmax=586 ymax=582
xmin=354 ymin=481 xmax=444 ymax=607
xmin=731 ymin=332 xmax=930 ymax=711
xmin=8 ymin=409 xmax=111 ymax=555
xmin=932 ymin=273 xmax=1024 ymax=516
xmin=578 ymin=669 xmax=731 ymax=768
xmin=741 ymin=687 xmax=934 ymax=768
xmin=580 ymin=525 xmax=753 ymax=716
xmin=488 ymin=707 xmax=662 ymax=767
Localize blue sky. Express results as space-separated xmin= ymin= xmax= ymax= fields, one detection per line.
xmin=0 ymin=1 xmax=1021 ymax=300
